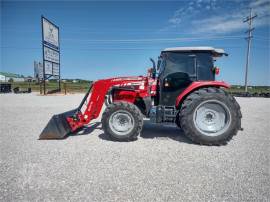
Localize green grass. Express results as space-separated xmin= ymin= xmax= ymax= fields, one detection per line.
xmin=8 ymin=81 xmax=92 ymax=93
xmin=227 ymin=85 xmax=270 ymax=94
xmin=2 ymin=81 xmax=269 ymax=94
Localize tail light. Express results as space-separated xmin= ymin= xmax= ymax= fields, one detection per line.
xmin=212 ymin=67 xmax=220 ymax=75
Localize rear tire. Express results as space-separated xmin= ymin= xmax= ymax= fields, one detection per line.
xmin=102 ymin=102 xmax=143 ymax=141
xmin=179 ymin=87 xmax=242 ymax=145
xmin=175 ymin=112 xmax=181 ymax=128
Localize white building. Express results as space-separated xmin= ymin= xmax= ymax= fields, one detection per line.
xmin=0 ymin=72 xmax=25 ymax=82
xmin=34 ymin=61 xmax=43 ymax=80
xmin=0 ymin=74 xmax=5 ymax=82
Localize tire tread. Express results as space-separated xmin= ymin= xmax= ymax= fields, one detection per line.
xmin=179 ymin=87 xmax=242 ymax=146
xmin=101 ymin=101 xmax=143 ymax=141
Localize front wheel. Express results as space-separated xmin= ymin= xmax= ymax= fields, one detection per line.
xmin=102 ymin=102 xmax=143 ymax=141
xmin=179 ymin=87 xmax=242 ymax=145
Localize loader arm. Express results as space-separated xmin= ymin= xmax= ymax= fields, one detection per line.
xmin=66 ymin=77 xmax=147 ymax=132
xmin=39 ymin=76 xmax=148 ymax=139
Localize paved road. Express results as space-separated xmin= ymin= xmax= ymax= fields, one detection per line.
xmin=0 ymin=93 xmax=269 ymax=201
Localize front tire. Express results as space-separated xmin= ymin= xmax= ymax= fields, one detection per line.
xmin=102 ymin=102 xmax=143 ymax=141
xmin=179 ymin=87 xmax=242 ymax=145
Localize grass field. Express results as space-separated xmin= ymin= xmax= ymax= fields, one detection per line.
xmin=228 ymin=85 xmax=270 ymax=94
xmin=9 ymin=81 xmax=92 ymax=93
xmin=3 ymin=81 xmax=270 ymax=94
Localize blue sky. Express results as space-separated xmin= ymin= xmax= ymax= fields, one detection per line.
xmin=1 ymin=0 xmax=269 ymax=85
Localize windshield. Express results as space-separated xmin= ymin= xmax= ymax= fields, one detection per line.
xmin=164 ymin=52 xmax=195 ymax=75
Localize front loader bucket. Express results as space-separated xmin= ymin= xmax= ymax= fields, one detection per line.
xmin=39 ymin=109 xmax=77 ymax=139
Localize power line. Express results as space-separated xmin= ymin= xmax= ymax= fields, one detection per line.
xmin=243 ymin=8 xmax=257 ymax=93
xmin=1 ymin=35 xmax=247 ymax=45
xmin=62 ymin=35 xmax=245 ymax=43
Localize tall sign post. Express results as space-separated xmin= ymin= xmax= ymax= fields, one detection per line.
xmin=41 ymin=16 xmax=60 ymax=94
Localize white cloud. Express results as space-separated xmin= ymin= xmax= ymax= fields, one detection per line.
xmin=249 ymin=0 xmax=270 ymax=8
xmin=194 ymin=0 xmax=270 ymax=34
xmin=168 ymin=8 xmax=183 ymax=25
xmin=193 ymin=15 xmax=247 ymax=34
xmin=167 ymin=0 xmax=222 ymax=28
xmin=166 ymin=0 xmax=270 ymax=35
xmin=168 ymin=17 xmax=182 ymax=25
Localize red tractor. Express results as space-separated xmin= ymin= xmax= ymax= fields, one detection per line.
xmin=40 ymin=47 xmax=242 ymax=145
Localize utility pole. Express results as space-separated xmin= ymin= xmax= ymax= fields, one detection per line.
xmin=243 ymin=8 xmax=257 ymax=93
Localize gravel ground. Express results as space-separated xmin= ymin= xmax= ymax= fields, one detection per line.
xmin=0 ymin=93 xmax=269 ymax=202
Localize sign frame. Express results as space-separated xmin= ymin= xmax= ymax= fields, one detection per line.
xmin=41 ymin=16 xmax=61 ymax=94
xmin=44 ymin=46 xmax=60 ymax=64
xmin=42 ymin=17 xmax=59 ymax=51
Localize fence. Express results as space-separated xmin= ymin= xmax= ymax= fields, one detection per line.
xmin=4 ymin=81 xmax=92 ymax=94
xmin=1 ymin=81 xmax=269 ymax=97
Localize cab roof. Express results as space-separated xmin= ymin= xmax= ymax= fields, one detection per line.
xmin=163 ymin=46 xmax=227 ymax=56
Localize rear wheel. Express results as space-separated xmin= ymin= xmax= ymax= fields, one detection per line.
xmin=179 ymin=87 xmax=242 ymax=145
xmin=102 ymin=102 xmax=143 ymax=141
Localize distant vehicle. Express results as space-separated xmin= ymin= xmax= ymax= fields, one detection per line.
xmin=0 ymin=83 xmax=12 ymax=93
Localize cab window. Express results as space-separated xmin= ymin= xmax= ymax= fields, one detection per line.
xmin=162 ymin=52 xmax=195 ymax=76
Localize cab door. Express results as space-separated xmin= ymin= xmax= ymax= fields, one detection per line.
xmin=158 ymin=52 xmax=195 ymax=106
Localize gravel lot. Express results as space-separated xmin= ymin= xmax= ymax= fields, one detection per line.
xmin=0 ymin=93 xmax=269 ymax=202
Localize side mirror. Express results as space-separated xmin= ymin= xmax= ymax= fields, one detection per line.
xmin=157 ymin=61 xmax=160 ymax=71
xmin=149 ymin=58 xmax=156 ymax=79
xmin=157 ymin=56 xmax=162 ymax=71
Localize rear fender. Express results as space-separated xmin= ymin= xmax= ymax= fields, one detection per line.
xmin=175 ymin=81 xmax=230 ymax=109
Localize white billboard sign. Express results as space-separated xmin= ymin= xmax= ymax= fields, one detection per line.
xmin=44 ymin=61 xmax=53 ymax=74
xmin=38 ymin=64 xmax=43 ymax=79
xmin=42 ymin=18 xmax=59 ymax=49
xmin=44 ymin=46 xmax=60 ymax=63
xmin=52 ymin=63 xmax=60 ymax=76
xmin=34 ymin=61 xmax=44 ymax=79
xmin=41 ymin=16 xmax=61 ymax=93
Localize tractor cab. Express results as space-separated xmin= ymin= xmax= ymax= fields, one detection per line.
xmin=155 ymin=47 xmax=227 ymax=106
